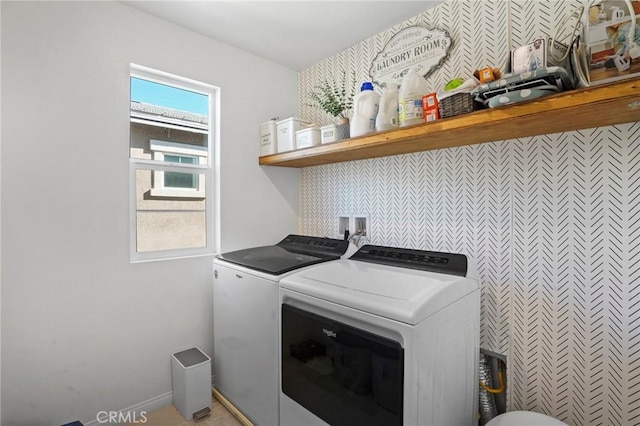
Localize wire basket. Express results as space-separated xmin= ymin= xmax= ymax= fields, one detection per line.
xmin=438 ymin=92 xmax=479 ymax=118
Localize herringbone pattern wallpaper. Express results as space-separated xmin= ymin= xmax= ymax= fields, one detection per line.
xmin=297 ymin=1 xmax=640 ymax=425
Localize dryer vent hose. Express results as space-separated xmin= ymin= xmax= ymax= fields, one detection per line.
xmin=478 ymin=353 xmax=498 ymax=425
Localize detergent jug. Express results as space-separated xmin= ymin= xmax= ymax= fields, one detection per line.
xmin=350 ymin=82 xmax=380 ymax=138
xmin=399 ymin=69 xmax=430 ymax=127
xmin=375 ymin=83 xmax=399 ymax=132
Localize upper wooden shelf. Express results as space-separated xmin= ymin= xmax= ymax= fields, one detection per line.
xmin=259 ymin=77 xmax=640 ymax=168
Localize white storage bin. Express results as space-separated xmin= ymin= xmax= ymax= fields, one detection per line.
xmin=260 ymin=119 xmax=277 ymax=156
xmin=321 ymin=123 xmax=350 ymax=144
xmin=295 ymin=126 xmax=321 ymax=149
xmin=321 ymin=124 xmax=338 ymax=144
xmin=276 ymin=117 xmax=311 ymax=153
xmin=172 ymin=347 xmax=211 ymax=421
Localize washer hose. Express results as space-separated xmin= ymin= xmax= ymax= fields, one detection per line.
xmin=478 ymin=353 xmax=498 ymax=425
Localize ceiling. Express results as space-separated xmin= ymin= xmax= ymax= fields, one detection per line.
xmin=120 ymin=1 xmax=442 ymax=71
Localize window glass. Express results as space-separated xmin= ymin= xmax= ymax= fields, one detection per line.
xmin=129 ymin=65 xmax=216 ymax=261
xmin=134 ymin=168 xmax=207 ymax=253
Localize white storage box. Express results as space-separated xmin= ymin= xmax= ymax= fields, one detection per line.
xmin=172 ymin=347 xmax=211 ymax=421
xmin=321 ymin=122 xmax=350 ymax=144
xmin=321 ymin=124 xmax=338 ymax=144
xmin=276 ymin=117 xmax=311 ymax=153
xmin=295 ymin=126 xmax=321 ymax=149
xmin=260 ymin=119 xmax=277 ymax=156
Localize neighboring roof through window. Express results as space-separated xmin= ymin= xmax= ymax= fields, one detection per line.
xmin=130 ymin=101 xmax=208 ymax=133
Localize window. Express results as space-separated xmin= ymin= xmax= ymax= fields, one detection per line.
xmin=149 ymin=139 xmax=207 ymax=198
xmin=129 ymin=64 xmax=218 ymax=261
xmin=165 ymin=158 xmax=196 ymax=188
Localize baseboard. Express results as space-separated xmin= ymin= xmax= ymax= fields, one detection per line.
xmin=212 ymin=388 xmax=253 ymax=426
xmin=84 ymin=391 xmax=173 ymax=426
xmin=81 ymin=384 xmax=244 ymax=426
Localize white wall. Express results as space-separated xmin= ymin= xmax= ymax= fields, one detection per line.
xmin=1 ymin=1 xmax=298 ymax=424
xmin=298 ymin=1 xmax=640 ymax=425
xmin=0 ymin=2 xmax=3 ymax=422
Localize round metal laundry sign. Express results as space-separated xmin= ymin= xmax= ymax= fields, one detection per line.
xmin=369 ymin=26 xmax=452 ymax=87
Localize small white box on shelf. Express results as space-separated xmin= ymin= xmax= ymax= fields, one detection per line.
xmin=321 ymin=124 xmax=338 ymax=144
xmin=260 ymin=119 xmax=277 ymax=156
xmin=321 ymin=122 xmax=350 ymax=144
xmin=295 ymin=126 xmax=321 ymax=149
xmin=276 ymin=117 xmax=311 ymax=153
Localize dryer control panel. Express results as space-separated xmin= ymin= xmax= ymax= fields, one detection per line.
xmin=350 ymin=245 xmax=468 ymax=276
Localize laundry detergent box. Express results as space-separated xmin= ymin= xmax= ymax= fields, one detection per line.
xmin=422 ymin=93 xmax=439 ymax=122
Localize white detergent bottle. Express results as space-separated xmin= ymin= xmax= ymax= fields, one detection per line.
xmin=375 ymin=83 xmax=399 ymax=132
xmin=398 ymin=69 xmax=430 ymax=127
xmin=350 ymin=82 xmax=380 ymax=138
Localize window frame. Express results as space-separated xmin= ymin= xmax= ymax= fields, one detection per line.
xmin=129 ymin=64 xmax=219 ymax=262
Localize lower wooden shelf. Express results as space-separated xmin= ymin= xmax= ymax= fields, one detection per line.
xmin=259 ymin=77 xmax=640 ymax=168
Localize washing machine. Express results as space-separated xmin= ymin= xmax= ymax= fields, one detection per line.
xmin=213 ymin=235 xmax=352 ymax=426
xmin=279 ymin=245 xmax=480 ymax=426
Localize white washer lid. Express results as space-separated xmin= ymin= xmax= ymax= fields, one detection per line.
xmin=279 ymin=258 xmax=478 ymax=325
xmin=486 ymin=411 xmax=568 ymax=426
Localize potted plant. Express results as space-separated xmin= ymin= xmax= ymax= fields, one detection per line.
xmin=307 ymin=71 xmax=356 ymax=140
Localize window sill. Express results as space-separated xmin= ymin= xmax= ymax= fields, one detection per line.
xmin=150 ymin=188 xmax=205 ymax=198
xmin=130 ymin=251 xmax=216 ymax=264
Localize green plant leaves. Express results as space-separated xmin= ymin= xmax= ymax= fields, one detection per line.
xmin=307 ymin=71 xmax=356 ymax=119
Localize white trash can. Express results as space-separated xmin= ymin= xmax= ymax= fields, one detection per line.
xmin=171 ymin=347 xmax=211 ymax=421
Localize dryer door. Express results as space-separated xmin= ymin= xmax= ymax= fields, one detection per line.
xmin=281 ymin=303 xmax=404 ymax=426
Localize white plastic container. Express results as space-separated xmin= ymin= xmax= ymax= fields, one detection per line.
xmin=260 ymin=119 xmax=277 ymax=155
xmin=375 ymin=83 xmax=399 ymax=132
xmin=350 ymin=82 xmax=380 ymax=138
xmin=276 ymin=117 xmax=311 ymax=153
xmin=399 ymin=69 xmax=430 ymax=127
xmin=295 ymin=126 xmax=321 ymax=149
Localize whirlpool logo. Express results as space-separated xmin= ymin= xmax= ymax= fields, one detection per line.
xmin=322 ymin=328 xmax=337 ymax=338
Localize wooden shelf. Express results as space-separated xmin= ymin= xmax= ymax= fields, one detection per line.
xmin=259 ymin=77 xmax=640 ymax=168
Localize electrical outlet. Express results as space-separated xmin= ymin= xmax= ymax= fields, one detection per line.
xmin=338 ymin=215 xmax=351 ymax=239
